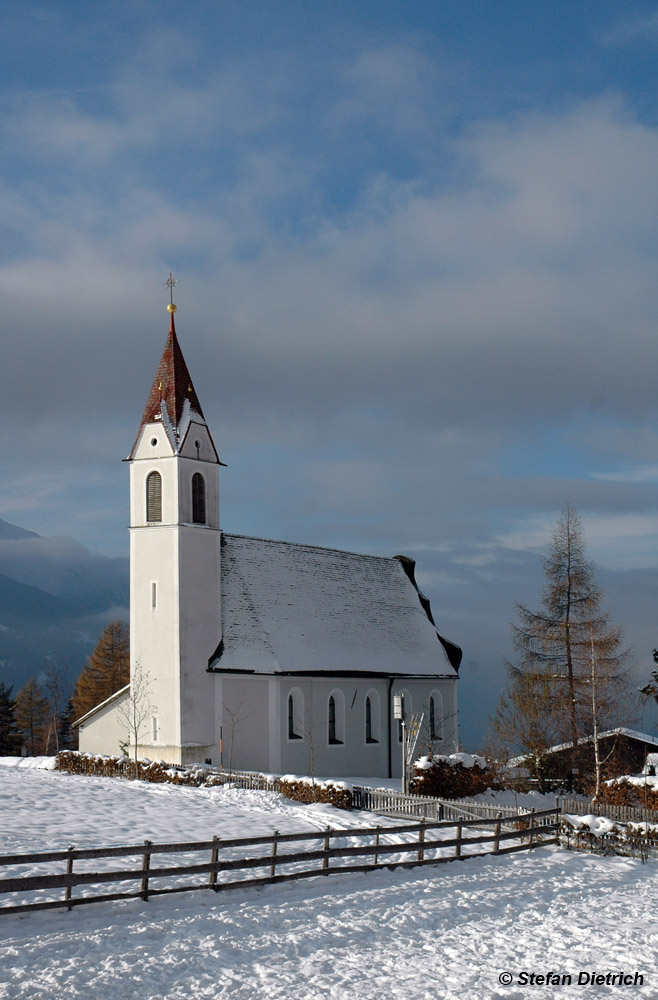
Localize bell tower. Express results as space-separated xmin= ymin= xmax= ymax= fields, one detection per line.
xmin=127 ymin=277 xmax=222 ymax=764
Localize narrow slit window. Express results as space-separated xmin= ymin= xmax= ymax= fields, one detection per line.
xmin=192 ymin=472 xmax=206 ymax=524
xmin=146 ymin=471 xmax=162 ymax=522
xmin=151 ymin=582 xmax=157 ymax=609
xmin=430 ymin=696 xmax=436 ymax=739
xmin=366 ymin=697 xmax=372 ymax=742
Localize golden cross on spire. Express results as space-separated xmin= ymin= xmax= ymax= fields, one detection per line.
xmin=164 ymin=271 xmax=178 ymax=313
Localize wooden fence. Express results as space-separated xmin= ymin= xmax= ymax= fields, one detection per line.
xmin=217 ymin=770 xmax=523 ymax=824
xmin=0 ymin=807 xmax=560 ymax=917
xmin=351 ymin=786 xmax=521 ymax=823
xmin=560 ymin=797 xmax=658 ymax=826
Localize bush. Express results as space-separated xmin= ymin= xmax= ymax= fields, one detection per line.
xmin=409 ymin=753 xmax=502 ymax=799
xmin=595 ymin=778 xmax=658 ymax=810
xmin=56 ymin=751 xmax=354 ymax=809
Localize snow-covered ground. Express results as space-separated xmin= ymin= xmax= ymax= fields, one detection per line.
xmin=0 ymin=763 xmax=656 ymax=999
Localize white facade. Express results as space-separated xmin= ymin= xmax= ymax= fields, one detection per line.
xmin=79 ymin=313 xmax=461 ymax=775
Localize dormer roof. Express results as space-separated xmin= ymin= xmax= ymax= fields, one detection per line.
xmin=128 ymin=312 xmax=219 ymax=461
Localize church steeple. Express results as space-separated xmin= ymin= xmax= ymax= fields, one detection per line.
xmin=128 ymin=282 xmax=219 ymax=462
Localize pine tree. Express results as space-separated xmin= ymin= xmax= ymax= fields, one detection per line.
xmin=71 ymin=621 xmax=130 ymax=722
xmin=0 ymin=683 xmax=20 ymax=755
xmin=494 ymin=503 xmax=631 ymax=781
xmin=15 ymin=678 xmax=50 ymax=756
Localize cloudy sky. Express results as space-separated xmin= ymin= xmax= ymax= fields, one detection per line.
xmin=3 ymin=0 xmax=658 ymax=744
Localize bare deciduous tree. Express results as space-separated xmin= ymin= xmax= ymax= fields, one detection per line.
xmin=116 ymin=662 xmax=156 ymax=775
xmin=222 ymin=696 xmax=251 ymax=773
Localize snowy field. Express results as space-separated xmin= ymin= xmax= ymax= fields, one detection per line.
xmin=0 ymin=764 xmax=656 ymax=999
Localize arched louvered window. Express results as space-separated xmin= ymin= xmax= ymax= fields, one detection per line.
xmin=146 ymin=471 xmax=162 ymax=522
xmin=430 ymin=696 xmax=436 ymax=740
xmin=192 ymin=472 xmax=206 ymax=524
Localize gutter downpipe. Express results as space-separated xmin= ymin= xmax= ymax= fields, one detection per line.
xmin=387 ymin=676 xmax=395 ymax=779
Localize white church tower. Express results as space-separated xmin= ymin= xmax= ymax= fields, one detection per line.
xmin=127 ymin=281 xmax=222 ymax=764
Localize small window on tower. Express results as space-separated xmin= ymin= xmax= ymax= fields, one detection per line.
xmin=151 ymin=582 xmax=157 ymax=609
xmin=192 ymin=472 xmax=206 ymax=524
xmin=146 ymin=472 xmax=162 ymax=522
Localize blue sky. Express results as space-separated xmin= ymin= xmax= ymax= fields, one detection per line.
xmin=3 ymin=1 xmax=658 ymax=743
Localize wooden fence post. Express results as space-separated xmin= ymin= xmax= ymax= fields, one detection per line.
xmin=322 ymin=828 xmax=331 ymax=874
xmin=374 ymin=828 xmax=380 ymax=866
xmin=65 ymin=846 xmax=74 ymax=911
xmin=528 ymin=809 xmax=535 ymax=846
xmin=141 ymin=840 xmax=152 ymax=902
xmin=493 ymin=815 xmax=501 ymax=854
xmin=270 ymin=830 xmax=279 ymax=878
xmin=417 ymin=820 xmax=426 ymax=862
xmin=208 ymin=836 xmax=220 ymax=889
xmin=455 ymin=822 xmax=462 ymax=858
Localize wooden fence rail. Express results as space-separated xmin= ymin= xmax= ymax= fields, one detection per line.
xmin=0 ymin=807 xmax=560 ymax=917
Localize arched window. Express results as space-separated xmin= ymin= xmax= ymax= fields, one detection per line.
xmin=287 ymin=689 xmax=303 ymax=740
xmin=328 ymin=696 xmax=337 ymax=743
xmin=146 ymin=471 xmax=162 ymax=522
xmin=328 ymin=690 xmax=345 ymax=745
xmin=429 ymin=690 xmax=444 ymax=742
xmin=365 ymin=689 xmax=380 ymax=744
xmin=192 ymin=472 xmax=206 ymax=524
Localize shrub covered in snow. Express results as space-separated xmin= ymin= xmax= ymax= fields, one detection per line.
xmin=595 ymin=776 xmax=658 ymax=811
xmin=409 ymin=753 xmax=502 ymax=799
xmin=56 ymin=751 xmax=354 ymax=809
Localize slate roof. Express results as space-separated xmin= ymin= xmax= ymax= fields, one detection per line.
xmin=129 ymin=314 xmax=217 ymax=459
xmin=210 ymin=533 xmax=461 ymax=677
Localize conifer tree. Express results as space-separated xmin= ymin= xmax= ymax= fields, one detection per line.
xmin=71 ymin=621 xmax=130 ymax=722
xmin=0 ymin=683 xmax=20 ymax=755
xmin=494 ymin=503 xmax=631 ymax=780
xmin=15 ymin=678 xmax=50 ymax=756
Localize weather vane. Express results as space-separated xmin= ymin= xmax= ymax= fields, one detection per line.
xmin=164 ymin=271 xmax=178 ymax=313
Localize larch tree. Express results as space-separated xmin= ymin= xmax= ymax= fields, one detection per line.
xmin=71 ymin=621 xmax=130 ymax=722
xmin=15 ymin=678 xmax=50 ymax=756
xmin=494 ymin=502 xmax=632 ymax=782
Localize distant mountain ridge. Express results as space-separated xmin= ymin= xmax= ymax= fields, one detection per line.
xmin=0 ymin=518 xmax=128 ymax=693
xmin=0 ymin=518 xmax=39 ymax=541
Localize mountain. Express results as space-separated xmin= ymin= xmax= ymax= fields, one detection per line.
xmin=0 ymin=518 xmax=39 ymax=541
xmin=0 ymin=519 xmax=128 ymax=694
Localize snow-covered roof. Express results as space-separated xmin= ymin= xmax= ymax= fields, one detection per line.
xmin=547 ymin=728 xmax=658 ymax=754
xmin=509 ymin=727 xmax=658 ymax=765
xmin=74 ymin=684 xmax=130 ymax=727
xmin=210 ymin=534 xmax=461 ymax=677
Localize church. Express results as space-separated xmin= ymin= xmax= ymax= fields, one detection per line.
xmin=77 ymin=295 xmax=462 ymax=778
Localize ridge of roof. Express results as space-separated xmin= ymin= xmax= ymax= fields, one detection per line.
xmin=222 ymin=532 xmax=396 ymax=563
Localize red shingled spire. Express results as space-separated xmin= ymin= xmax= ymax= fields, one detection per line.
xmin=128 ymin=315 xmax=208 ymax=458
xmin=139 ymin=322 xmax=205 ymax=430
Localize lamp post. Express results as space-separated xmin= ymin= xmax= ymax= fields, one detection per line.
xmin=393 ymin=693 xmax=406 ymax=793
